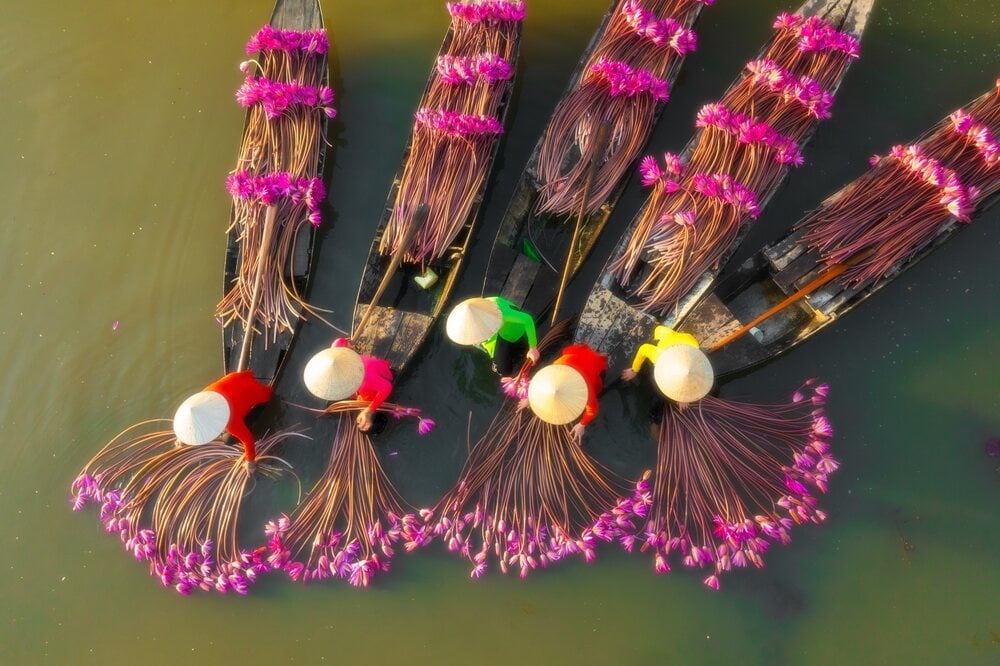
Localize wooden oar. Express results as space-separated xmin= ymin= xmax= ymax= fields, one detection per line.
xmin=353 ymin=203 xmax=429 ymax=339
xmin=236 ymin=204 xmax=279 ymax=373
xmin=551 ymin=121 xmax=613 ymax=325
xmin=706 ymin=248 xmax=875 ymax=353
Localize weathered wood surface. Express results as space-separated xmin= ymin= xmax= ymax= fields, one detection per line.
xmin=352 ymin=18 xmax=522 ymax=376
xmin=223 ymin=0 xmax=327 ymax=384
xmin=574 ymin=0 xmax=876 ymax=370
xmin=482 ymin=0 xmax=709 ymax=318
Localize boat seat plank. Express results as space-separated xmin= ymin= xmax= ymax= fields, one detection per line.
xmin=679 ymin=294 xmax=743 ymax=349
xmin=388 ymin=312 xmax=434 ymax=368
xmin=501 ymin=254 xmax=542 ymax=307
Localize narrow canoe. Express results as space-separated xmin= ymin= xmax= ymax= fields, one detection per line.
xmin=222 ymin=0 xmax=329 ymax=384
xmin=482 ymin=0 xmax=709 ymax=319
xmin=352 ymin=16 xmax=522 ymax=374
xmin=575 ymin=0 xmax=876 ymax=370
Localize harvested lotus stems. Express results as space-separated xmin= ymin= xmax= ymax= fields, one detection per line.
xmin=217 ymin=25 xmax=334 ymax=341
xmin=799 ymin=82 xmax=999 ymax=285
xmin=379 ymin=1 xmax=523 ymax=265
xmin=536 ymin=0 xmax=712 ymax=217
xmin=611 ymin=12 xmax=862 ymax=315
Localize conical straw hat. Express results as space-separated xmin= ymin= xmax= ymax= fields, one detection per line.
xmin=528 ymin=364 xmax=589 ymax=425
xmin=173 ymin=391 xmax=230 ymax=445
xmin=303 ymin=347 xmax=365 ymax=401
xmin=446 ymin=298 xmax=503 ymax=345
xmin=653 ymin=344 xmax=714 ymax=403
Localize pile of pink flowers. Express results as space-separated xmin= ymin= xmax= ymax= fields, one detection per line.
xmin=71 ymin=475 xmax=270 ymax=595
xmin=745 ymin=59 xmax=834 ymax=119
xmin=447 ymin=0 xmax=526 ymax=23
xmin=425 ymin=506 xmax=603 ymax=579
xmin=588 ymin=57 xmax=670 ymax=101
xmin=436 ymin=53 xmax=514 ymax=85
xmin=691 ymin=172 xmax=761 ymax=218
xmin=620 ymin=0 xmax=699 ymax=55
xmin=225 ymin=170 xmax=326 ymax=227
xmin=873 ymin=144 xmax=980 ymax=221
xmin=236 ymin=75 xmax=337 ymax=119
xmin=696 ymin=102 xmax=805 ymax=166
xmin=773 ymin=12 xmax=861 ymax=57
xmin=265 ymin=513 xmax=429 ymax=587
xmin=414 ymin=108 xmax=505 ymax=136
xmin=950 ymin=109 xmax=999 ymax=163
xmin=245 ymin=25 xmax=329 ymax=55
xmin=638 ymin=151 xmax=684 ymax=187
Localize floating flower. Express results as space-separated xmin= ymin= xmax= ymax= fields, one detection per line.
xmin=236 ymin=76 xmax=336 ymax=119
xmin=245 ymin=25 xmax=329 ymax=55
xmin=587 ymin=57 xmax=670 ymax=101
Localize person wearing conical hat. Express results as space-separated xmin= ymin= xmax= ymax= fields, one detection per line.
xmin=622 ymin=326 xmax=714 ymax=404
xmin=318 ymin=338 xmax=394 ymax=433
xmin=446 ymin=296 xmax=540 ymax=375
xmin=173 ymin=370 xmax=272 ymax=462
xmin=524 ymin=342 xmax=607 ymax=442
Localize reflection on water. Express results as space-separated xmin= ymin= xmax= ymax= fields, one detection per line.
xmin=0 ymin=0 xmax=997 ymax=664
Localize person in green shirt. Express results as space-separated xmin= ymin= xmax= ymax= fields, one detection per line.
xmin=446 ymin=296 xmax=540 ymax=375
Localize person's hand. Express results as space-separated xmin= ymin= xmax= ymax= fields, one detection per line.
xmin=621 ymin=368 xmax=637 ymax=382
xmin=517 ymin=398 xmax=529 ymax=412
xmin=571 ymin=423 xmax=586 ymax=443
xmin=356 ymin=408 xmax=374 ymax=432
xmin=526 ymin=347 xmax=540 ymax=365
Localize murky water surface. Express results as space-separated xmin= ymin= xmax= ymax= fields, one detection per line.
xmin=1 ymin=0 xmax=998 ymax=663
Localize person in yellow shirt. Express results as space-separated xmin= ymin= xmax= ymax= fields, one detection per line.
xmin=621 ymin=326 xmax=713 ymax=405
xmin=621 ymin=326 xmax=699 ymax=381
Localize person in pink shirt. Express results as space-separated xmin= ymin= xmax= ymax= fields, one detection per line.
xmin=330 ymin=338 xmax=394 ymax=432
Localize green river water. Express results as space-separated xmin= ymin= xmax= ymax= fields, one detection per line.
xmin=1 ymin=0 xmax=998 ymax=663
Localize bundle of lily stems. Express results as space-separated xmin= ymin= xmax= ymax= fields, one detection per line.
xmin=266 ymin=402 xmax=434 ymax=587
xmin=799 ymin=81 xmax=999 ymax=284
xmin=217 ymin=26 xmax=334 ymax=340
xmin=536 ymin=0 xmax=712 ymax=216
xmin=379 ymin=0 xmax=523 ymax=265
xmin=611 ymin=12 xmax=861 ymax=315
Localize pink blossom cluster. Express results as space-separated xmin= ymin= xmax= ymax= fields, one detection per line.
xmin=588 ymin=57 xmax=670 ymax=101
xmin=695 ymin=103 xmax=805 ymax=166
xmin=425 ymin=506 xmax=603 ymax=579
xmin=773 ymin=13 xmax=861 ymax=58
xmin=638 ymin=152 xmax=683 ymax=189
xmin=745 ymin=59 xmax=834 ymax=119
xmin=500 ymin=374 xmax=530 ymax=399
xmin=436 ymin=53 xmax=514 ymax=85
xmin=613 ymin=382 xmax=837 ymax=590
xmin=414 ymin=108 xmax=505 ymax=136
xmin=950 ymin=109 xmax=999 ymax=164
xmin=236 ymin=75 xmax=337 ymax=119
xmin=691 ymin=172 xmax=761 ymax=218
xmin=620 ymin=0 xmax=698 ymax=55
xmin=265 ymin=513 xmax=430 ymax=587
xmin=447 ymin=0 xmax=526 ymax=23
xmin=71 ymin=474 xmax=270 ymax=595
xmin=225 ymin=171 xmax=326 ymax=227
xmin=245 ymin=25 xmax=329 ymax=55
xmin=877 ymin=144 xmax=980 ymax=221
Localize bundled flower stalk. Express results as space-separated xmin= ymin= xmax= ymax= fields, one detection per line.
xmin=535 ymin=0 xmax=713 ymax=217
xmin=266 ymin=403 xmax=434 ymax=587
xmin=799 ymin=83 xmax=1000 ymax=285
xmin=609 ymin=381 xmax=838 ymax=589
xmin=71 ymin=421 xmax=299 ymax=595
xmin=611 ymin=10 xmax=862 ymax=316
xmin=379 ymin=1 xmax=523 ymax=265
xmin=217 ymin=25 xmax=334 ymax=342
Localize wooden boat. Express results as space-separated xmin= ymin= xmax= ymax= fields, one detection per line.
xmin=222 ymin=0 xmax=329 ymax=384
xmin=680 ymin=102 xmax=1000 ymax=378
xmin=352 ymin=18 xmax=522 ymax=373
xmin=482 ymin=0 xmax=709 ymax=319
xmin=575 ymin=0 xmax=875 ymax=370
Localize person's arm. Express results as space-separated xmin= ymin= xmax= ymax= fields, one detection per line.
xmin=226 ymin=419 xmax=257 ymax=463
xmin=506 ymin=308 xmax=538 ymax=349
xmin=578 ymin=387 xmax=599 ymax=426
xmin=365 ymin=366 xmax=394 ymax=413
xmin=630 ymin=343 xmax=660 ymax=373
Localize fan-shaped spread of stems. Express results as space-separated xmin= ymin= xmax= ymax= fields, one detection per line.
xmin=379 ymin=2 xmax=522 ymax=266
xmin=71 ymin=420 xmax=301 ymax=595
xmin=604 ymin=381 xmax=837 ymax=590
xmin=266 ymin=403 xmax=434 ymax=587
xmin=216 ymin=27 xmax=332 ymax=341
xmin=535 ymin=0 xmax=712 ymax=217
xmin=610 ymin=12 xmax=859 ymax=315
xmin=799 ymin=84 xmax=1000 ymax=285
